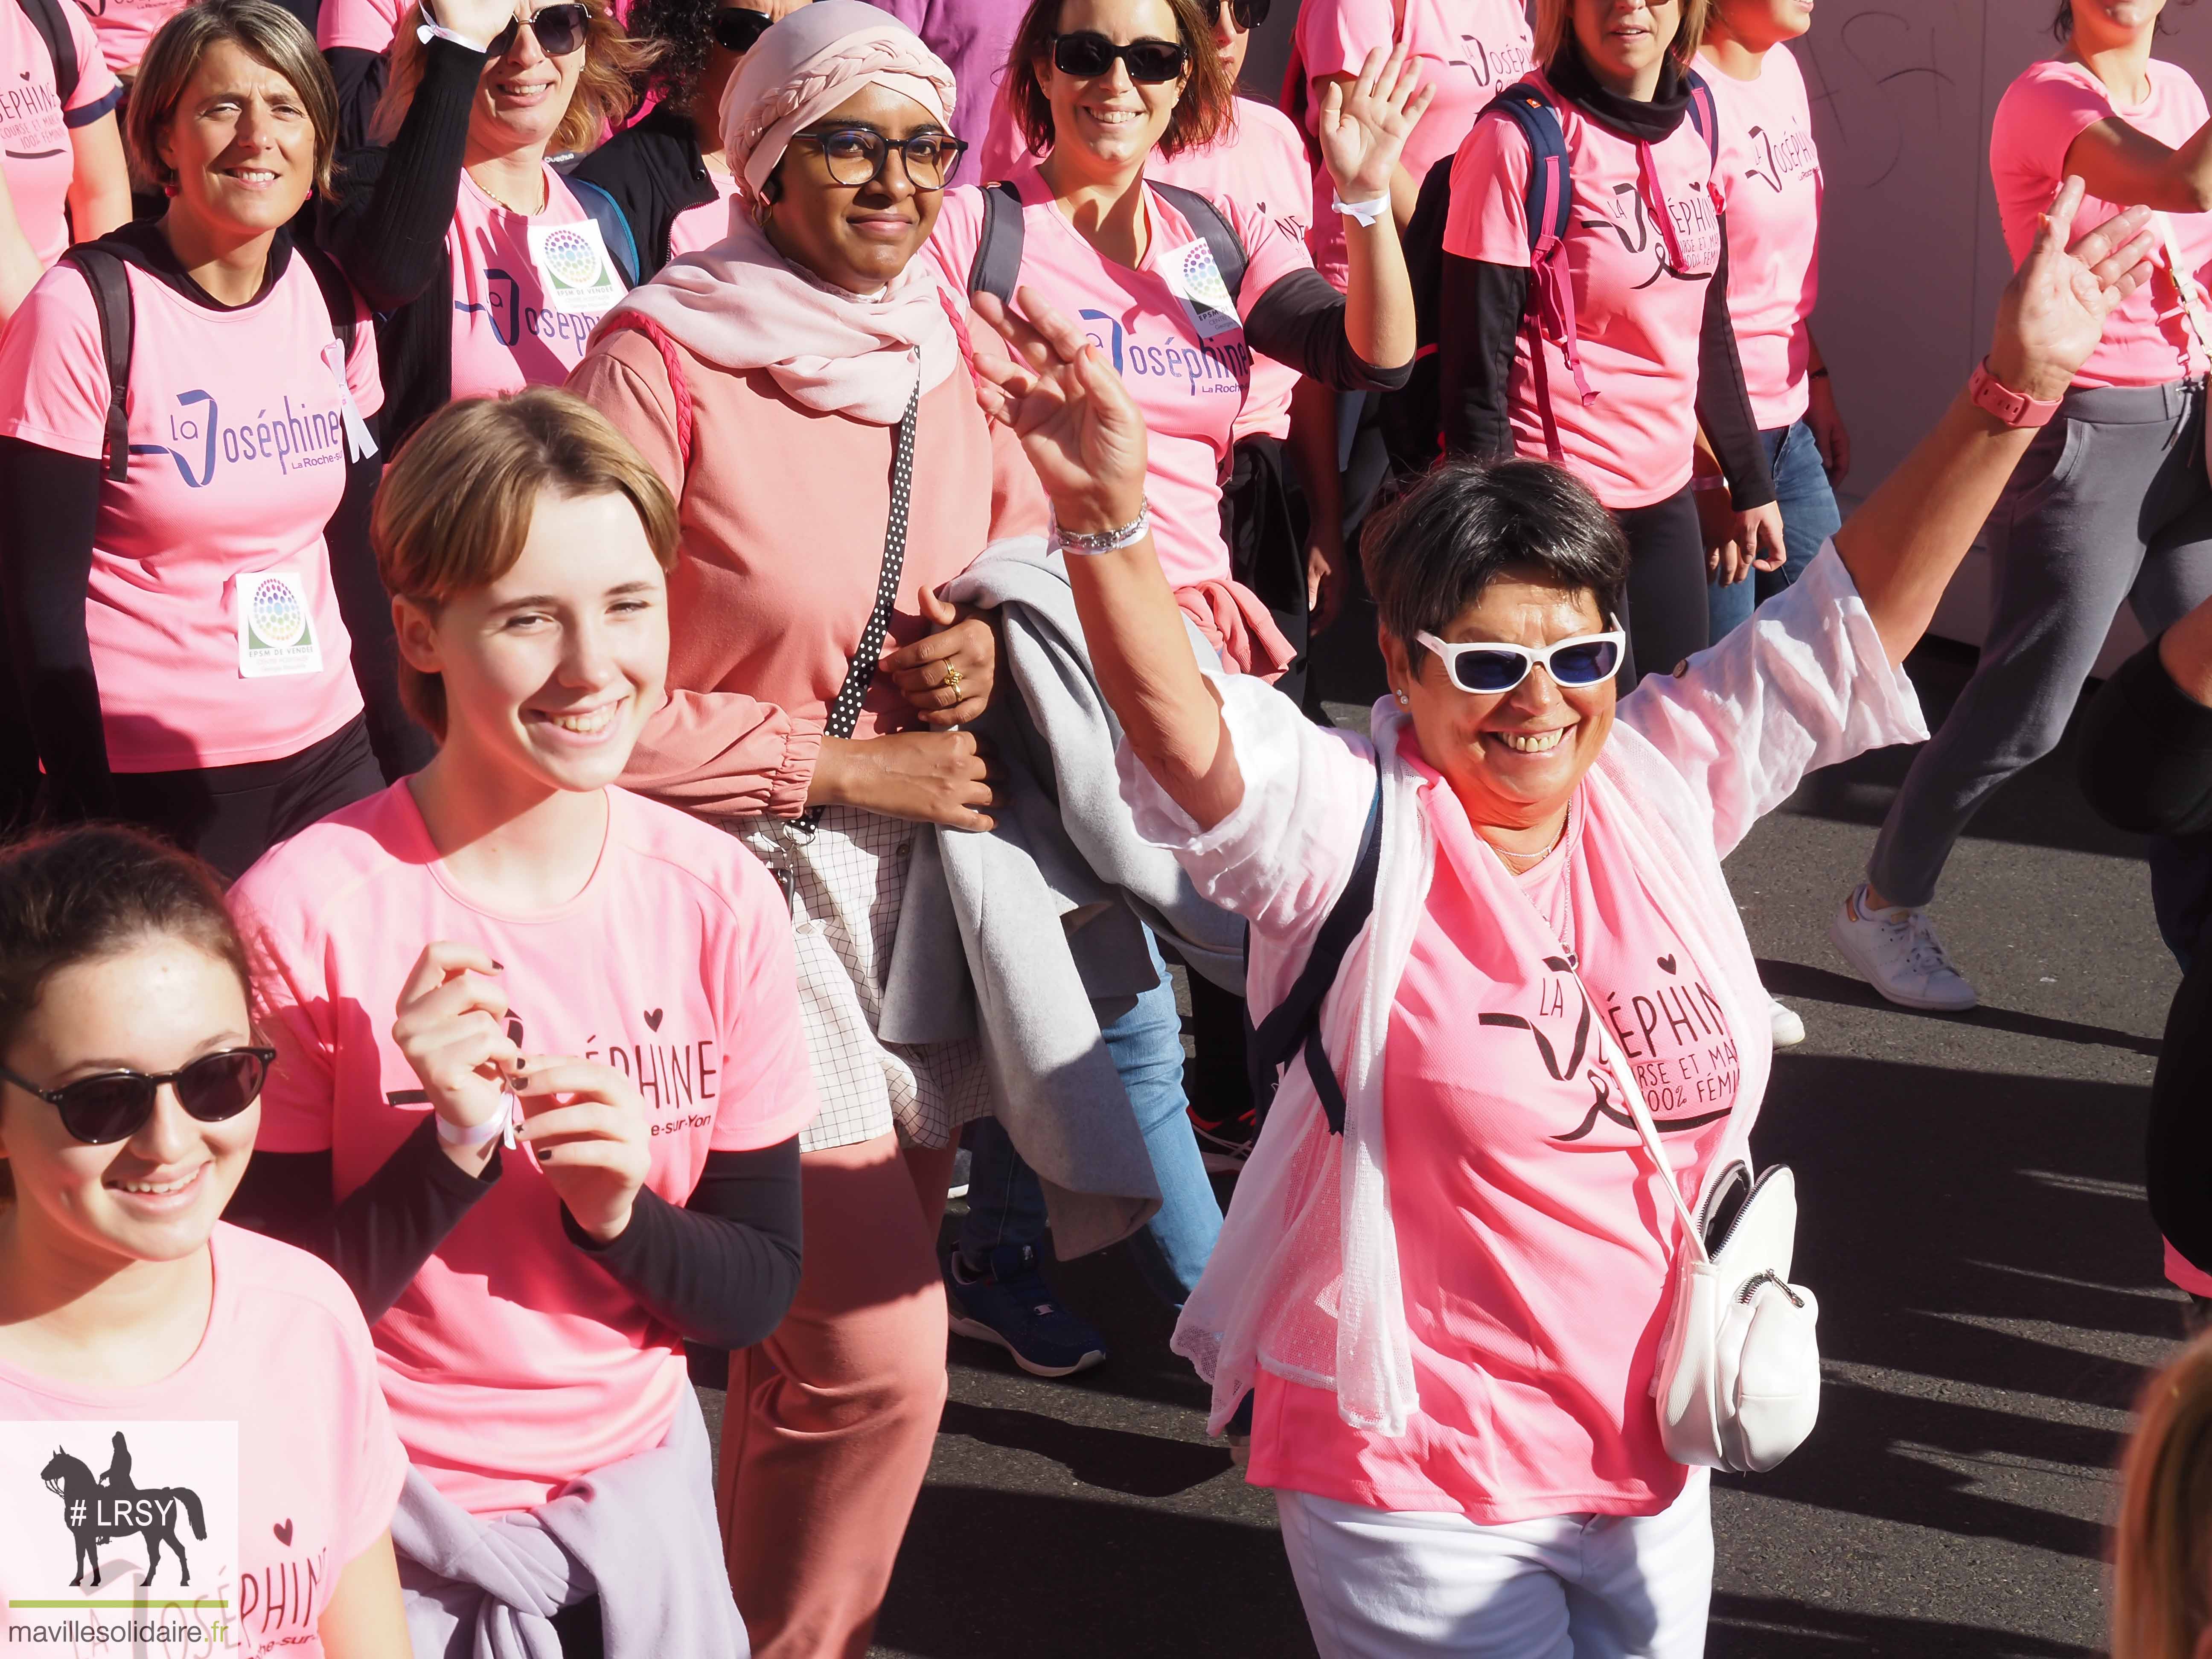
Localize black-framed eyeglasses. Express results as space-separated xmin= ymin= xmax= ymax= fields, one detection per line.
xmin=789 ymin=125 xmax=968 ymax=190
xmin=1202 ymin=0 xmax=1270 ymax=31
xmin=1414 ymin=623 xmax=1627 ymax=694
xmin=486 ymin=2 xmax=590 ymax=58
xmin=0 ymin=1047 xmax=276 ymax=1147
xmin=710 ymin=6 xmax=773 ymax=53
xmin=1050 ymin=32 xmax=1188 ymax=82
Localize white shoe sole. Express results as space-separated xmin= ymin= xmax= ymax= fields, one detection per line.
xmin=947 ymin=1314 xmax=1107 ymax=1379
xmin=1826 ymin=913 xmax=1979 ymax=1012
xmin=1768 ymin=1003 xmax=1806 ymax=1049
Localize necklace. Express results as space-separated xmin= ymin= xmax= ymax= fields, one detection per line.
xmin=1486 ymin=813 xmax=1568 ymax=872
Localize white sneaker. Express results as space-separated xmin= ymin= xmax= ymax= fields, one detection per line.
xmin=1828 ymin=885 xmax=1979 ymax=1011
xmin=1768 ymin=999 xmax=1806 ymax=1049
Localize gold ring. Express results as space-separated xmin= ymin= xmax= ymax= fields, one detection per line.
xmin=942 ymin=664 xmax=964 ymax=695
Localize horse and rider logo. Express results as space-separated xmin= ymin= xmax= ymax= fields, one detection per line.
xmin=38 ymin=1430 xmax=209 ymax=1589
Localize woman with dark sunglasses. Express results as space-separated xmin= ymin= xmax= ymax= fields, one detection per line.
xmin=0 ymin=826 xmax=410 ymax=1656
xmin=968 ymin=186 xmax=2151 ymax=1659
xmin=570 ymin=0 xmax=811 ymax=282
xmin=317 ymin=0 xmax=649 ymax=451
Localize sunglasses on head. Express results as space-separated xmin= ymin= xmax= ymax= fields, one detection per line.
xmin=1202 ymin=0 xmax=1270 ymax=29
xmin=0 ymin=1047 xmax=275 ymax=1147
xmin=1414 ymin=624 xmax=1627 ymax=694
xmin=1050 ymin=32 xmax=1188 ymax=82
xmin=711 ymin=6 xmax=773 ymax=52
xmin=459 ymin=1 xmax=590 ymax=58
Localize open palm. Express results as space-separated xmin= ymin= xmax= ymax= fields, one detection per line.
xmin=1991 ymin=177 xmax=2155 ymax=401
xmin=969 ymin=288 xmax=1150 ymax=530
xmin=1317 ymin=42 xmax=1433 ymax=200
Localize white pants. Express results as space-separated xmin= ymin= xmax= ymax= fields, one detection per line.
xmin=1275 ymin=1471 xmax=1713 ymax=1659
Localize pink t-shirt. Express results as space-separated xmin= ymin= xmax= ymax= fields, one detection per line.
xmin=1 ymin=0 xmax=120 ymax=267
xmin=316 ymin=0 xmax=398 ymax=54
xmin=926 ymin=161 xmax=1310 ymax=594
xmin=448 ymin=168 xmax=623 ymax=401
xmin=1991 ymin=58 xmax=2212 ymax=390
xmin=664 ymin=170 xmax=740 ymax=264
xmin=1703 ymin=44 xmax=1822 ymax=430
xmin=1297 ymin=0 xmax=1532 ymax=287
xmin=1152 ymin=96 xmax=1315 ymax=444
xmin=0 ymin=1224 xmax=408 ymax=1657
xmin=1249 ymin=746 xmax=1740 ymax=1522
xmin=1443 ymin=68 xmax=1726 ymax=509
xmin=233 ymin=782 xmax=818 ymax=1516
xmin=64 ymin=0 xmax=178 ymax=73
xmin=0 ymin=249 xmax=382 ymax=771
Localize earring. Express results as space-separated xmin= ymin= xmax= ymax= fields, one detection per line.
xmin=1395 ymin=690 xmax=1409 ymax=705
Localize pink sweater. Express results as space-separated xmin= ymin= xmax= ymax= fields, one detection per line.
xmin=568 ymin=329 xmax=1046 ymax=818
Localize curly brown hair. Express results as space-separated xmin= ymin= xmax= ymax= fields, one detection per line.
xmin=372 ymin=0 xmax=655 ymax=152
xmin=1004 ymin=0 xmax=1233 ymax=161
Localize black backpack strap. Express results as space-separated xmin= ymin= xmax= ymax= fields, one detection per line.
xmin=562 ymin=175 xmax=640 ymax=291
xmin=1245 ymin=770 xmax=1384 ymax=1135
xmin=59 ymin=247 xmax=132 ymax=483
xmin=1147 ymin=180 xmax=1248 ymax=303
xmin=1685 ymin=68 xmax=1720 ymax=164
xmin=968 ymin=179 xmax=1025 ymax=307
xmin=18 ymin=0 xmax=77 ymax=108
xmin=295 ymin=239 xmax=361 ymax=358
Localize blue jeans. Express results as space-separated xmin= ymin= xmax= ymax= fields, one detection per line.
xmin=957 ymin=930 xmax=1223 ymax=1308
xmin=1707 ymin=417 xmax=1842 ymax=640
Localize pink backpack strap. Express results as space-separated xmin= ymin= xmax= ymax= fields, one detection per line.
xmin=594 ymin=311 xmax=696 ymax=474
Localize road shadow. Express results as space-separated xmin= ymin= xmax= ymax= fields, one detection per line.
xmin=935 ymin=1400 xmax=1231 ymax=1497
xmin=1709 ymin=1594 xmax=2098 ymax=1656
xmin=1756 ymin=959 xmax=2163 ymax=1059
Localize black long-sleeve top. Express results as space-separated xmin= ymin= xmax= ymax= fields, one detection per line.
xmin=569 ymin=104 xmax=722 ymax=285
xmin=326 ymin=45 xmax=391 ymax=156
xmin=0 ymin=223 xmax=426 ymax=825
xmin=2078 ymin=636 xmax=2212 ymax=1274
xmin=225 ymin=1122 xmax=804 ymax=1349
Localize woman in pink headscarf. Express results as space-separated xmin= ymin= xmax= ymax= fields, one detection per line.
xmin=566 ymin=7 xmax=1043 ymax=1654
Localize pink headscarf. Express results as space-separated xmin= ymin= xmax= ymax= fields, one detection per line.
xmin=600 ymin=1 xmax=962 ymax=426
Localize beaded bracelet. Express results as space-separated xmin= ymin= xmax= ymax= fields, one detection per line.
xmin=1048 ymin=502 xmax=1151 ymax=556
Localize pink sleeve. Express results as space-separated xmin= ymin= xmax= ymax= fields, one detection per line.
xmin=332 ymin=1294 xmax=409 ymax=1564
xmin=60 ymin=2 xmax=120 ymax=116
xmin=707 ymin=860 xmax=819 ymax=1150
xmin=317 ymin=0 xmax=399 ymax=55
xmin=1990 ymin=66 xmax=2116 ymax=200
xmin=0 ymin=264 xmax=112 ymax=459
xmin=1442 ymin=111 xmax=1532 ymax=267
xmin=1299 ymin=0 xmax=1397 ymax=87
xmin=1227 ymin=192 xmax=1313 ymax=299
xmin=344 ymin=294 xmax=384 ymax=419
xmin=231 ymin=873 xmax=341 ymax=1155
xmin=624 ymin=692 xmax=825 ymax=819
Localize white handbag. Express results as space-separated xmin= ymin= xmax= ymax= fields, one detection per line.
xmin=1582 ymin=979 xmax=1822 ymax=1474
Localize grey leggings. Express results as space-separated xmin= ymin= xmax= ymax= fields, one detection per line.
xmin=1869 ymin=377 xmax=2212 ymax=907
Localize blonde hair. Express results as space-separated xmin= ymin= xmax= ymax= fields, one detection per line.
xmin=371 ymin=0 xmax=652 ymax=152
xmin=128 ymin=0 xmax=338 ymax=194
xmin=2117 ymin=1334 xmax=2212 ymax=1659
xmin=372 ymin=390 xmax=681 ymax=739
xmin=1533 ymin=0 xmax=1708 ymax=74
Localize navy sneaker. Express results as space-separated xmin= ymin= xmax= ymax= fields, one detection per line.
xmin=944 ymin=1243 xmax=1107 ymax=1378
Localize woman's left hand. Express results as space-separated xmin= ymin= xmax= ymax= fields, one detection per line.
xmin=511 ymin=1057 xmax=654 ymax=1243
xmin=885 ymin=586 xmax=995 ymax=727
xmin=1318 ymin=42 xmax=1435 ymax=202
xmin=1988 ymin=176 xmax=2154 ymax=401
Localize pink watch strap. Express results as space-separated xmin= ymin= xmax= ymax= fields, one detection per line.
xmin=1968 ymin=358 xmax=2062 ymax=429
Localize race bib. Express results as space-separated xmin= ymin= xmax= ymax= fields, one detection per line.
xmin=0 ymin=1419 xmax=242 ymax=1656
xmin=527 ymin=219 xmax=625 ymax=314
xmin=233 ymin=570 xmax=323 ymax=680
xmin=1160 ymin=240 xmax=1242 ymax=341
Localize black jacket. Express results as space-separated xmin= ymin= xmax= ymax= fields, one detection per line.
xmin=570 ymin=104 xmax=722 ymax=285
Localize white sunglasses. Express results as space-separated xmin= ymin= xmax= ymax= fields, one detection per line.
xmin=1414 ymin=623 xmax=1628 ymax=695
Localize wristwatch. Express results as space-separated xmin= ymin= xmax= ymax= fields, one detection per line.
xmin=1968 ymin=358 xmax=2062 ymax=429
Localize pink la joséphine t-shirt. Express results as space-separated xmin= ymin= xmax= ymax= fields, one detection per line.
xmin=663 ymin=169 xmax=741 ymax=265
xmin=0 ymin=249 xmax=382 ymax=771
xmin=0 ymin=1225 xmax=408 ymax=1657
xmin=232 ymin=782 xmax=818 ymax=1516
xmin=926 ymin=161 xmax=1310 ymax=595
xmin=64 ymin=0 xmax=177 ymax=73
xmin=448 ymin=167 xmax=624 ymax=401
xmin=1444 ymin=67 xmax=1726 ymax=509
xmin=1703 ymin=42 xmax=1823 ymax=431
xmin=1297 ymin=0 xmax=1532 ymax=288
xmin=316 ymin=0 xmax=398 ymax=52
xmin=1991 ymin=58 xmax=2212 ymax=390
xmin=1251 ymin=752 xmax=1740 ymax=1522
xmin=1 ymin=0 xmax=120 ymax=268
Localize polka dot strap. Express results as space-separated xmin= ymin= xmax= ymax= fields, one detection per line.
xmin=799 ymin=379 xmax=921 ymax=831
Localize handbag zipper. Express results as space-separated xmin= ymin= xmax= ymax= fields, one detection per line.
xmin=1738 ymin=1268 xmax=1805 ymax=1309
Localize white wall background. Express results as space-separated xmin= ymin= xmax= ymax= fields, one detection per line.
xmin=1240 ymin=0 xmax=2212 ymax=659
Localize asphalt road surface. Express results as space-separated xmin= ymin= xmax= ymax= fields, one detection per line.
xmin=703 ymin=605 xmax=2182 ymax=1659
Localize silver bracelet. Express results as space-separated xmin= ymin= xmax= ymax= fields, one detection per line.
xmin=1048 ymin=501 xmax=1150 ymax=556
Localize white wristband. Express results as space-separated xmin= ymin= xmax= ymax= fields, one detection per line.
xmin=416 ymin=17 xmax=494 ymax=50
xmin=1333 ymin=193 xmax=1391 ymax=229
xmin=435 ymin=1095 xmax=517 ymax=1150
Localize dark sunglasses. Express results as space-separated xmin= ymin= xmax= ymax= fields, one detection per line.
xmin=1050 ymin=32 xmax=1188 ymax=82
xmin=484 ymin=2 xmax=590 ymax=58
xmin=710 ymin=6 xmax=773 ymax=52
xmin=0 ymin=1046 xmax=275 ymax=1147
xmin=789 ymin=125 xmax=968 ymax=190
xmin=1202 ymin=0 xmax=1270 ymax=30
xmin=1415 ymin=625 xmax=1627 ymax=694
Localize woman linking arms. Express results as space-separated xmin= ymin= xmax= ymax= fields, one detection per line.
xmin=968 ymin=181 xmax=2150 ymax=1656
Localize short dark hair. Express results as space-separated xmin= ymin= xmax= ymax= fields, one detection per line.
xmin=1005 ymin=0 xmax=1233 ymax=161
xmin=1361 ymin=460 xmax=1630 ymax=671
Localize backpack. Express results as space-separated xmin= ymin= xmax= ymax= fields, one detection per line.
xmin=16 ymin=0 xmax=78 ymax=107
xmin=61 ymin=239 xmax=363 ymax=482
xmin=966 ymin=177 xmax=1249 ymax=310
xmin=1244 ymin=771 xmax=1381 ymax=1134
xmin=1380 ymin=71 xmax=1720 ymax=474
xmin=558 ymin=172 xmax=642 ymax=291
